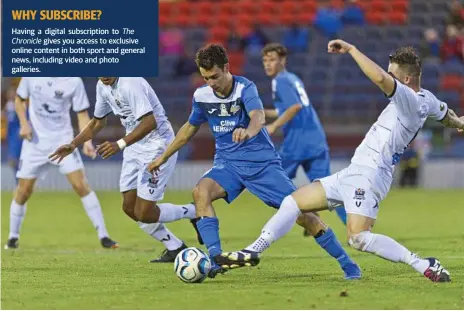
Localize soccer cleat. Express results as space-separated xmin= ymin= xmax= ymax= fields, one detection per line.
xmin=4 ymin=238 xmax=19 ymax=249
xmin=208 ymin=259 xmax=227 ymax=278
xmin=215 ymin=250 xmax=260 ymax=269
xmin=342 ymin=263 xmax=362 ymax=280
xmin=100 ymin=237 xmax=119 ymax=249
xmin=190 ymin=218 xmax=204 ymax=245
xmin=150 ymin=243 xmax=188 ymax=263
xmin=423 ymin=258 xmax=451 ymax=282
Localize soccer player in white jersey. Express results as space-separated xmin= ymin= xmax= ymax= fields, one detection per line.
xmin=50 ymin=77 xmax=198 ymax=262
xmin=5 ymin=77 xmax=118 ymax=250
xmin=221 ymin=41 xmax=464 ymax=282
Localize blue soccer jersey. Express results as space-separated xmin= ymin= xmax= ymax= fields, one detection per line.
xmin=189 ymin=76 xmax=279 ymax=163
xmin=272 ymin=70 xmax=328 ymax=160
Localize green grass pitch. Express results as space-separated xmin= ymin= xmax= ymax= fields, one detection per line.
xmin=2 ymin=189 xmax=463 ymax=309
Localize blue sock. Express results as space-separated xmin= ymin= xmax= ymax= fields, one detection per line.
xmin=335 ymin=206 xmax=347 ymax=225
xmin=197 ymin=217 xmax=222 ymax=258
xmin=315 ymin=228 xmax=353 ymax=268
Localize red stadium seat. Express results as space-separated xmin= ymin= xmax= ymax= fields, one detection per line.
xmin=295 ymin=11 xmax=315 ymax=25
xmin=440 ymin=75 xmax=464 ymax=91
xmin=300 ymin=0 xmax=316 ymax=14
xmin=194 ymin=1 xmax=215 ymax=17
xmin=228 ymin=52 xmax=245 ymax=75
xmin=174 ymin=14 xmax=194 ymax=28
xmin=257 ymin=11 xmax=277 ymax=26
xmin=237 ymin=1 xmax=259 ymax=15
xmin=217 ymin=1 xmax=235 ymax=16
xmin=370 ymin=0 xmax=389 ymax=13
xmin=366 ymin=11 xmax=386 ymax=24
xmin=159 ymin=2 xmax=174 ymax=18
xmin=177 ymin=1 xmax=193 ymax=16
xmin=389 ymin=11 xmax=407 ymax=24
xmin=391 ymin=0 xmax=409 ymax=13
xmin=196 ymin=14 xmax=214 ymax=28
xmin=236 ymin=13 xmax=254 ymax=29
xmin=279 ymin=12 xmax=295 ymax=26
xmin=330 ymin=0 xmax=345 ymax=10
xmin=209 ymin=26 xmax=229 ymax=44
xmin=159 ymin=14 xmax=170 ymax=28
xmin=260 ymin=1 xmax=277 ymax=14
xmin=281 ymin=0 xmax=297 ymax=14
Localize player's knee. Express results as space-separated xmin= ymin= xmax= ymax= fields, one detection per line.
xmin=70 ymin=180 xmax=91 ymax=197
xmin=15 ymin=181 xmax=34 ymax=204
xmin=122 ymin=201 xmax=136 ymax=220
xmin=192 ymin=186 xmax=210 ymax=205
xmin=348 ymin=231 xmax=373 ymax=251
xmin=134 ymin=202 xmax=160 ymax=223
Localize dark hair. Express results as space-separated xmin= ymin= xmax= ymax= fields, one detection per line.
xmin=262 ymin=43 xmax=287 ymax=58
xmin=389 ymin=46 xmax=422 ymax=77
xmin=195 ymin=44 xmax=228 ymax=70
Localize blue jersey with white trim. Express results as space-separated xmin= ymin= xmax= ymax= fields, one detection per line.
xmin=189 ymin=76 xmax=279 ymax=163
xmin=272 ymin=70 xmax=328 ymax=160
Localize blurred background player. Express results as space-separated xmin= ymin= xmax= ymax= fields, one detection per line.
xmin=149 ymin=44 xmax=360 ymax=279
xmin=261 ymin=42 xmax=348 ymax=228
xmin=4 ymin=77 xmax=117 ymax=250
xmin=223 ymin=41 xmax=464 ymax=283
xmin=50 ymin=77 xmax=197 ymax=263
xmin=4 ymin=86 xmax=23 ymax=178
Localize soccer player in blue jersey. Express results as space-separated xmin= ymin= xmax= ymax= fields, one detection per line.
xmin=5 ymin=87 xmax=23 ymax=177
xmin=148 ymin=44 xmax=361 ymax=279
xmin=261 ymin=43 xmax=347 ymax=227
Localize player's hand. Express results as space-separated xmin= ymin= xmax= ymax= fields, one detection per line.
xmin=232 ymin=128 xmax=251 ymax=143
xmin=49 ymin=144 xmax=76 ymax=164
xmin=82 ymin=141 xmax=97 ymax=159
xmin=19 ymin=123 xmax=33 ymax=141
xmin=266 ymin=124 xmax=277 ymax=136
xmin=328 ymin=39 xmax=354 ymax=54
xmin=457 ymin=116 xmax=464 ymax=133
xmin=96 ymin=141 xmax=121 ymax=159
xmin=147 ymin=156 xmax=167 ymax=175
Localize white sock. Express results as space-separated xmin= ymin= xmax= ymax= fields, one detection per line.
xmin=246 ymin=195 xmax=301 ymax=253
xmin=9 ymin=200 xmax=26 ymax=239
xmin=158 ymin=202 xmax=196 ymax=222
xmin=138 ymin=222 xmax=183 ymax=251
xmin=356 ymin=232 xmax=430 ymax=274
xmin=81 ymin=191 xmax=109 ymax=239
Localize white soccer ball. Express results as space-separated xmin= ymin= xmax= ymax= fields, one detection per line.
xmin=174 ymin=247 xmax=211 ymax=283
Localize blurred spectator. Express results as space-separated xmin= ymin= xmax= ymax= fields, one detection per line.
xmin=440 ymin=25 xmax=464 ymax=62
xmin=447 ymin=0 xmax=464 ymax=29
xmin=174 ymin=47 xmax=198 ymax=78
xmin=243 ymin=24 xmax=269 ymax=54
xmin=227 ymin=25 xmax=245 ymax=52
xmin=283 ymin=23 xmax=309 ymax=53
xmin=420 ymin=28 xmax=441 ymax=60
xmin=341 ymin=0 xmax=365 ymax=25
xmin=160 ymin=25 xmax=184 ymax=56
xmin=314 ymin=1 xmax=342 ymax=38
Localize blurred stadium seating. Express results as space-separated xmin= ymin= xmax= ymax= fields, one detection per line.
xmin=1 ymin=0 xmax=463 ymax=163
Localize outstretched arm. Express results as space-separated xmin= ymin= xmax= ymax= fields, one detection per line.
xmin=148 ymin=121 xmax=200 ymax=172
xmin=440 ymin=109 xmax=464 ymax=132
xmin=328 ymin=39 xmax=396 ymax=97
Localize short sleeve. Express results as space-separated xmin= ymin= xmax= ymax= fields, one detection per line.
xmin=276 ymin=79 xmax=302 ymax=109
xmin=388 ymin=80 xmax=420 ymax=118
xmin=126 ymin=81 xmax=153 ymax=120
xmin=188 ymin=98 xmax=207 ymax=126
xmin=16 ymin=78 xmax=30 ymax=100
xmin=428 ymin=98 xmax=448 ymax=121
xmin=71 ymin=78 xmax=90 ymax=112
xmin=242 ymin=82 xmax=264 ymax=113
xmin=93 ymin=84 xmax=113 ymax=119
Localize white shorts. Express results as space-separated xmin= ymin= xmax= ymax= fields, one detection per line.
xmin=318 ymin=164 xmax=390 ymax=219
xmin=16 ymin=140 xmax=84 ymax=179
xmin=120 ymin=152 xmax=178 ymax=202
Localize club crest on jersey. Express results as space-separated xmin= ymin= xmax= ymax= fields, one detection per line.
xmin=230 ymin=102 xmax=241 ymax=114
xmin=353 ymin=188 xmax=365 ymax=201
xmin=114 ymin=98 xmax=122 ymax=108
xmin=147 ymin=177 xmax=158 ymax=188
xmin=218 ymin=104 xmax=230 ymax=117
xmin=54 ymin=90 xmax=64 ymax=98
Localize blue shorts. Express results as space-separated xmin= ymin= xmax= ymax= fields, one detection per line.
xmin=281 ymin=149 xmax=331 ymax=181
xmin=202 ymin=159 xmax=296 ymax=209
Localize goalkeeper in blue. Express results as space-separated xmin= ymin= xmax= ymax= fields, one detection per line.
xmin=148 ymin=44 xmax=361 ymax=280
xmin=261 ymin=43 xmax=347 ymax=227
